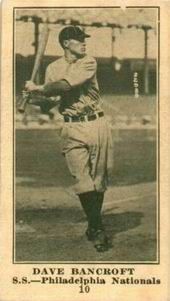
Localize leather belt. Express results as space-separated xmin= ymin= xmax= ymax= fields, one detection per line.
xmin=64 ymin=111 xmax=104 ymax=123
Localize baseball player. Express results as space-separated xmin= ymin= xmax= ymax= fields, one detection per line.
xmin=25 ymin=25 xmax=113 ymax=252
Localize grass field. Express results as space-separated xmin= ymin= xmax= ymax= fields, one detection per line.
xmin=15 ymin=127 xmax=157 ymax=262
xmin=16 ymin=129 xmax=156 ymax=187
xmin=103 ymin=94 xmax=156 ymax=121
xmin=16 ymin=94 xmax=157 ymax=125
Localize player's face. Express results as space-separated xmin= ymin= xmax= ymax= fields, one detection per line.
xmin=67 ymin=38 xmax=86 ymax=57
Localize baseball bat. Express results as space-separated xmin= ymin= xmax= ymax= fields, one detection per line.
xmin=18 ymin=22 xmax=49 ymax=113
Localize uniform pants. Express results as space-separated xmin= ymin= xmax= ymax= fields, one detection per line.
xmin=61 ymin=116 xmax=113 ymax=194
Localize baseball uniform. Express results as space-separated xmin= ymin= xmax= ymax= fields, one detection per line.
xmin=44 ymin=54 xmax=113 ymax=194
xmin=25 ymin=25 xmax=113 ymax=251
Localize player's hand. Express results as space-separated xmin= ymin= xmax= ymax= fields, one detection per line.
xmin=25 ymin=81 xmax=39 ymax=92
xmin=22 ymin=90 xmax=30 ymax=99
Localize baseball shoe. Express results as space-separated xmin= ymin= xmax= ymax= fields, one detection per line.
xmin=93 ymin=229 xmax=111 ymax=252
xmin=85 ymin=227 xmax=97 ymax=241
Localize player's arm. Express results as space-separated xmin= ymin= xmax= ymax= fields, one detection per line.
xmin=25 ymin=62 xmax=72 ymax=97
xmin=25 ymin=79 xmax=71 ymax=96
xmin=25 ymin=57 xmax=97 ymax=95
xmin=42 ymin=64 xmax=72 ymax=96
xmin=42 ymin=58 xmax=96 ymax=93
xmin=63 ymin=57 xmax=97 ymax=87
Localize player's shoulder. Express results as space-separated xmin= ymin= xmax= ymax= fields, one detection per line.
xmin=78 ymin=55 xmax=97 ymax=71
xmin=46 ymin=57 xmax=65 ymax=72
xmin=81 ymin=55 xmax=96 ymax=64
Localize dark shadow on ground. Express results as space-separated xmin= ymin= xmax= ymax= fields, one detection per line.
xmin=16 ymin=208 xmax=143 ymax=235
xmin=15 ymin=208 xmax=150 ymax=262
xmin=103 ymin=211 xmax=144 ymax=237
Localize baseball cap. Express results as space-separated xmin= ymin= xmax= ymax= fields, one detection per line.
xmin=59 ymin=26 xmax=90 ymax=45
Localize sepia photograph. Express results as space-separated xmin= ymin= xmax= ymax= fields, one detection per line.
xmin=14 ymin=6 xmax=159 ymax=263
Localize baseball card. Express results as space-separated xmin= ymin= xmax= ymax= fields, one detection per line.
xmin=0 ymin=0 xmax=170 ymax=300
